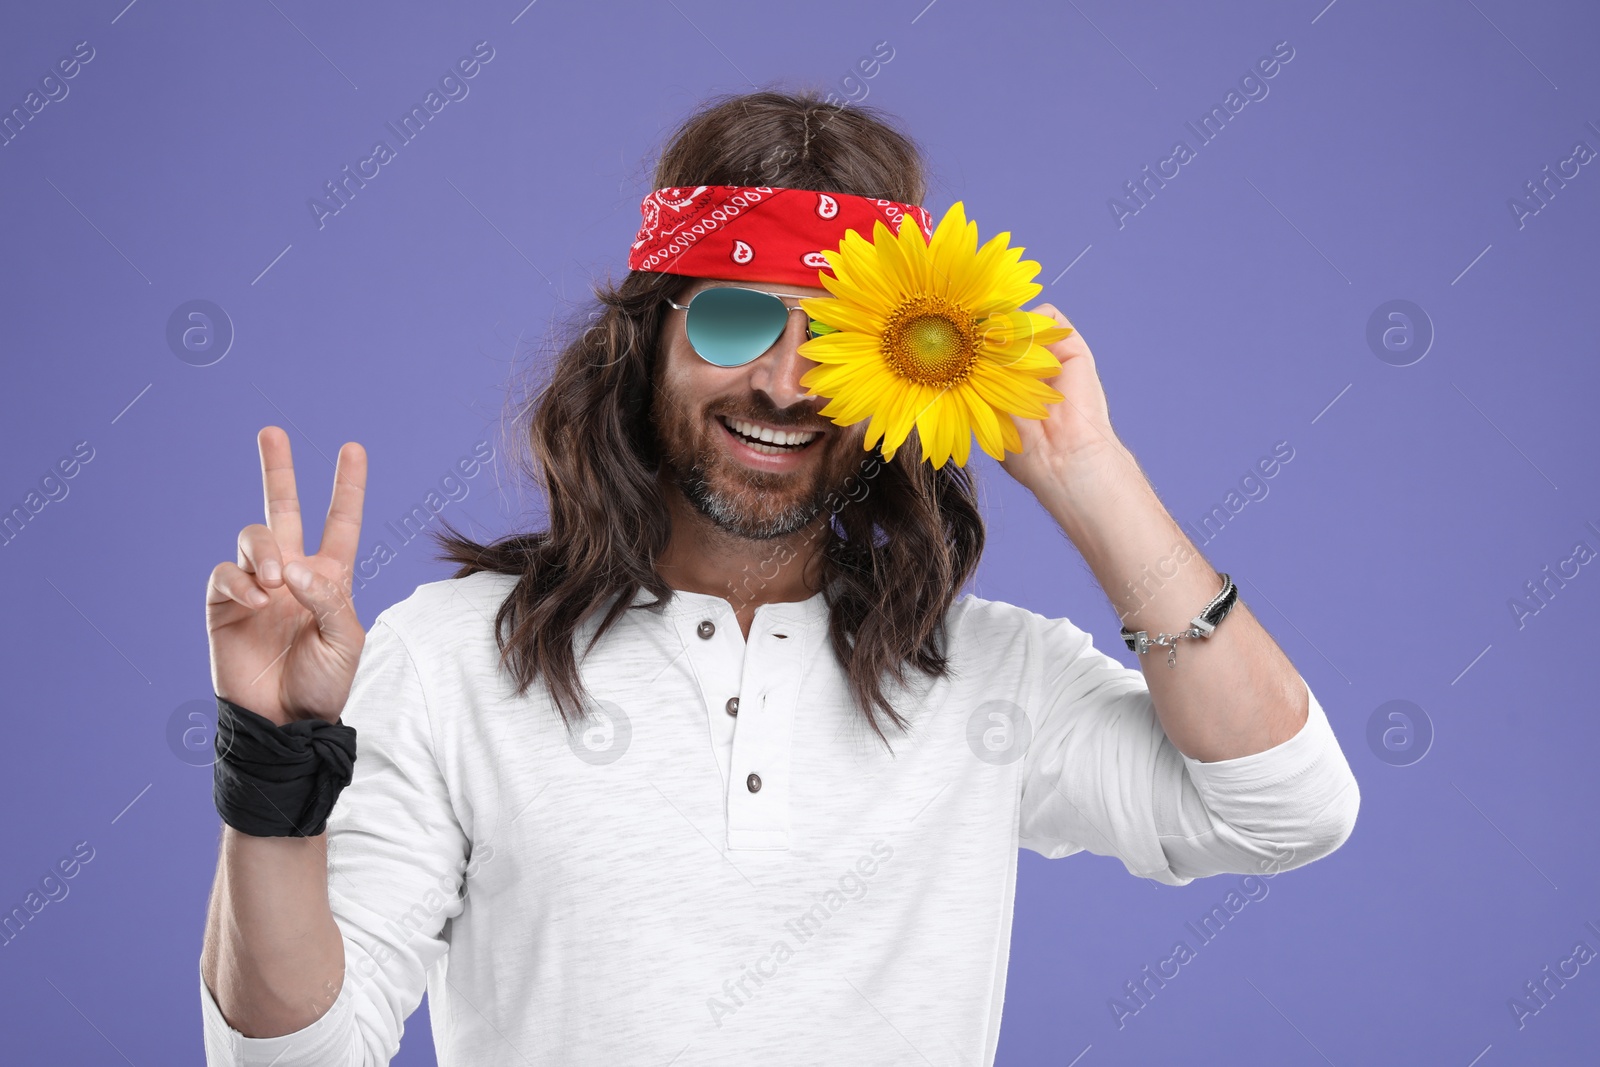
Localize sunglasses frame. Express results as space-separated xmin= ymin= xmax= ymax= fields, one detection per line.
xmin=663 ymin=285 xmax=825 ymax=368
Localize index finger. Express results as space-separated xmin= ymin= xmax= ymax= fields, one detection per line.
xmin=258 ymin=426 xmax=304 ymax=559
xmin=1024 ymin=303 xmax=1087 ymax=356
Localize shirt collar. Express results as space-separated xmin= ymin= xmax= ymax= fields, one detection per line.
xmin=627 ymin=584 xmax=831 ymax=628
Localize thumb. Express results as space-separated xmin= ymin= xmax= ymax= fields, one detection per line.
xmin=281 ymin=559 xmax=361 ymax=650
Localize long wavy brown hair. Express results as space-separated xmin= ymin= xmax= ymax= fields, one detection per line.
xmin=431 ymin=88 xmax=984 ymax=752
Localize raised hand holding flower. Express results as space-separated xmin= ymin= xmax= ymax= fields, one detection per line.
xmin=994 ymin=303 xmax=1131 ymax=496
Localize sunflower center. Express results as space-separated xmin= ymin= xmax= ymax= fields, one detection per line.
xmin=881 ymin=296 xmax=978 ymax=386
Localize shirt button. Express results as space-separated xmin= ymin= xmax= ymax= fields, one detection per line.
xmin=696 ymin=619 xmax=715 ymax=639
xmin=746 ymin=773 xmax=762 ymax=793
xmin=725 ymin=696 xmax=739 ymax=717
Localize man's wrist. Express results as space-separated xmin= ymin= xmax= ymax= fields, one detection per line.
xmin=1033 ymin=439 xmax=1146 ymax=538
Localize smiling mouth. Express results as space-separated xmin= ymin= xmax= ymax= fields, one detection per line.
xmin=716 ymin=415 xmax=823 ymax=455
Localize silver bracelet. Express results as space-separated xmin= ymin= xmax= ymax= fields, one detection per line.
xmin=1121 ymin=573 xmax=1238 ymax=668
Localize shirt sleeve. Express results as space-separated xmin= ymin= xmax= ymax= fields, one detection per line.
xmin=1013 ymin=609 xmax=1360 ymax=886
xmin=200 ymin=615 xmax=471 ymax=1065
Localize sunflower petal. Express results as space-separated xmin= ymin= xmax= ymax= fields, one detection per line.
xmin=972 ymin=254 xmax=1044 ymax=317
xmin=895 ymin=210 xmax=932 ymax=291
xmin=943 ymin=387 xmax=980 ymax=467
xmin=913 ymin=387 xmax=951 ymax=469
xmin=802 ymin=274 xmax=884 ymax=319
xmin=799 ymin=331 xmax=879 ymax=364
xmin=1030 ymin=323 xmax=1075 ymax=347
xmin=806 ymin=366 xmax=898 ymax=423
xmin=925 ymin=201 xmax=971 ymax=298
xmin=866 ymin=217 xmax=922 ymax=297
xmin=822 ymin=235 xmax=906 ymax=307
xmin=800 ymin=297 xmax=886 ymax=337
xmin=893 ymin=383 xmax=936 ymax=452
xmin=998 ymin=408 xmax=1023 ymax=454
xmin=868 ymin=382 xmax=924 ymax=462
xmin=968 ymin=360 xmax=1064 ymax=418
xmin=948 ymin=230 xmax=1013 ymax=310
xmin=958 ymin=383 xmax=1006 ymax=462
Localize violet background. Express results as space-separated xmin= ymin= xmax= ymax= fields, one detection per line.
xmin=2 ymin=0 xmax=1597 ymax=1064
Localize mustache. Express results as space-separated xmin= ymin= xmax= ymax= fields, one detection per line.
xmin=712 ymin=407 xmax=832 ymax=435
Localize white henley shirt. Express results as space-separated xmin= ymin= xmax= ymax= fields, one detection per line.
xmin=199 ymin=568 xmax=1360 ymax=1066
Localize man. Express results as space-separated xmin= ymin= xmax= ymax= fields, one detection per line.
xmin=199 ymin=90 xmax=1358 ymax=1065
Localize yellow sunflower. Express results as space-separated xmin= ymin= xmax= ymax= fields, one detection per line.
xmin=797 ymin=200 xmax=1074 ymax=469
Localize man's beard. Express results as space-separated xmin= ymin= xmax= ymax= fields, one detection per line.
xmin=651 ymin=389 xmax=857 ymax=542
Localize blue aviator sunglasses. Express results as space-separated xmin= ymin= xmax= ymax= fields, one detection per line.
xmin=664 ymin=286 xmax=829 ymax=368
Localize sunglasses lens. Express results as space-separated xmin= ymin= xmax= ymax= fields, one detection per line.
xmin=685 ymin=287 xmax=788 ymax=367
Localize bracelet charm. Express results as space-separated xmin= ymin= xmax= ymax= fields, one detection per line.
xmin=1121 ymin=573 xmax=1238 ymax=668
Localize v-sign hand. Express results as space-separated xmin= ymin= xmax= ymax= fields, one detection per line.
xmin=205 ymin=426 xmax=368 ymax=726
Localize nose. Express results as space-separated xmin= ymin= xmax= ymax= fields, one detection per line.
xmin=747 ymin=306 xmax=824 ymax=413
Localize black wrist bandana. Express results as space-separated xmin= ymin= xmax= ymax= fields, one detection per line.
xmin=212 ymin=694 xmax=358 ymax=838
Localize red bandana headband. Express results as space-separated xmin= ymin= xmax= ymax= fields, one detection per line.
xmin=627 ymin=184 xmax=934 ymax=288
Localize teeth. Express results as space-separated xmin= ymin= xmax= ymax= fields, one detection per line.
xmin=726 ymin=417 xmax=817 ymax=448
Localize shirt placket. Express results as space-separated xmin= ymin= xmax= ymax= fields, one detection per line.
xmin=725 ymin=617 xmax=805 ymax=852
xmin=677 ymin=606 xmax=742 ymax=794
xmin=675 ymin=599 xmax=816 ymax=851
